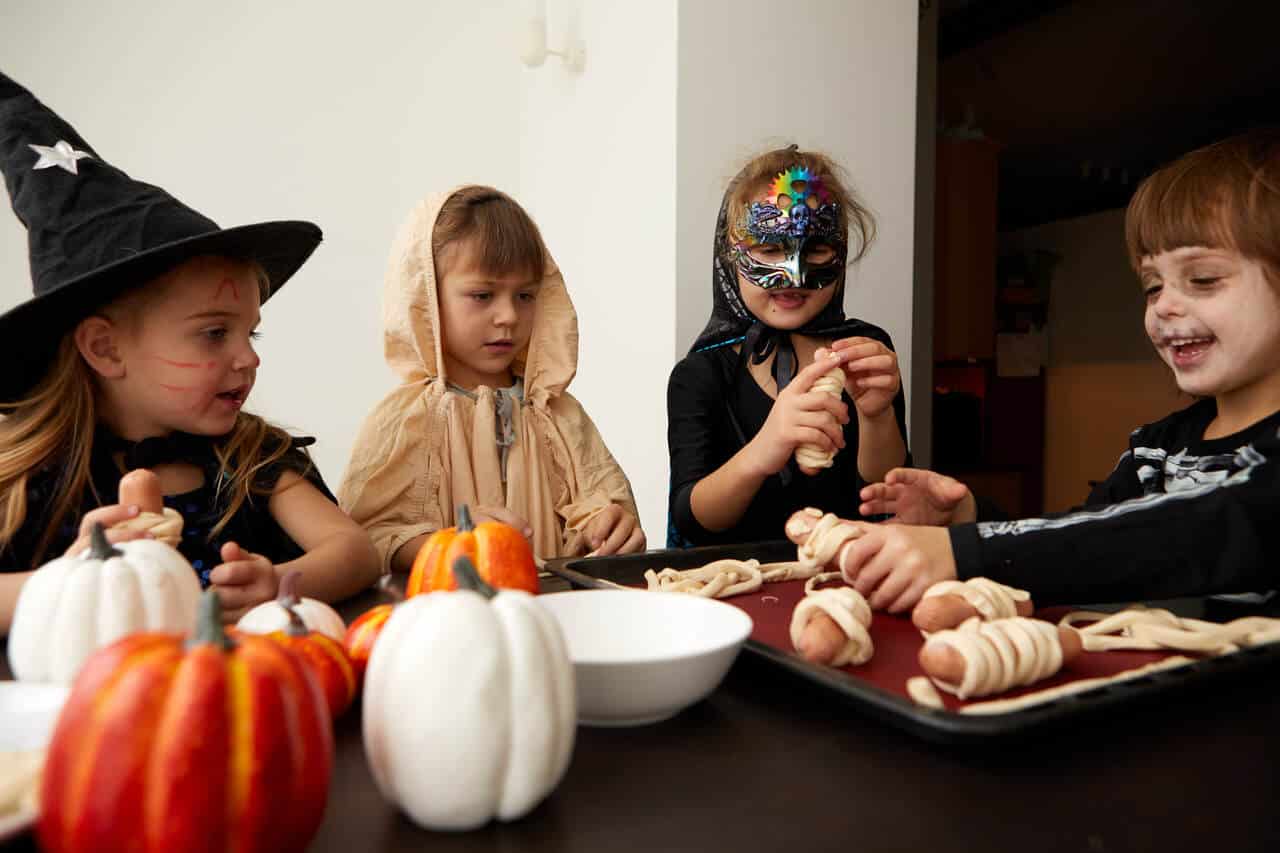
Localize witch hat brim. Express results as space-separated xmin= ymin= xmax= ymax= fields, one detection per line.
xmin=0 ymin=219 xmax=321 ymax=402
xmin=0 ymin=71 xmax=322 ymax=403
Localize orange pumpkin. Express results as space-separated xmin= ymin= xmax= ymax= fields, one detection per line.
xmin=39 ymin=590 xmax=332 ymax=853
xmin=256 ymin=573 xmax=356 ymax=719
xmin=407 ymin=504 xmax=538 ymax=595
xmin=344 ymin=603 xmax=393 ymax=686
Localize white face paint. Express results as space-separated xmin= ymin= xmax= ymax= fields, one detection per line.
xmin=1141 ymin=247 xmax=1280 ymax=401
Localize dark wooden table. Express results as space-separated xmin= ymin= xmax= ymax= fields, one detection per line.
xmin=7 ymin=578 xmax=1280 ymax=852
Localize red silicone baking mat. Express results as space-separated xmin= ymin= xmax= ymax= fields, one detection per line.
xmin=545 ymin=542 xmax=1280 ymax=743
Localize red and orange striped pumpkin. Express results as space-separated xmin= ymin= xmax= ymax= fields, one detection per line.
xmin=258 ymin=598 xmax=356 ymax=720
xmin=38 ymin=590 xmax=333 ymax=853
xmin=343 ymin=603 xmax=393 ymax=687
xmin=407 ymin=504 xmax=538 ymax=596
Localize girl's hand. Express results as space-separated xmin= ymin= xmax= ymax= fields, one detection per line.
xmin=747 ymin=350 xmax=854 ymax=477
xmin=63 ymin=504 xmax=153 ymax=557
xmin=835 ymin=523 xmax=958 ymax=613
xmin=209 ymin=542 xmax=277 ymax=623
xmin=472 ymin=505 xmax=534 ymax=541
xmin=859 ymin=468 xmax=976 ymax=526
xmin=831 ymin=337 xmax=901 ymax=419
xmin=584 ymin=504 xmax=646 ymax=557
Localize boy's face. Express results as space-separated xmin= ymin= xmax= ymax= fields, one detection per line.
xmin=103 ymin=256 xmax=263 ymax=438
xmin=436 ymin=239 xmax=540 ymax=391
xmin=1142 ymin=247 xmax=1280 ymax=399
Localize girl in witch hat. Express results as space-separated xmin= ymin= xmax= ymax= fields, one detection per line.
xmin=0 ymin=72 xmax=378 ymax=632
xmin=667 ymin=146 xmax=910 ymax=547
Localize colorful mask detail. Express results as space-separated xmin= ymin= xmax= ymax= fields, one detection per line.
xmin=732 ymin=165 xmax=845 ymax=290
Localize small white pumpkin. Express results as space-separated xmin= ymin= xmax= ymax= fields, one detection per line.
xmin=8 ymin=524 xmax=201 ymax=684
xmin=236 ymin=570 xmax=345 ymax=641
xmin=363 ymin=555 xmax=576 ymax=831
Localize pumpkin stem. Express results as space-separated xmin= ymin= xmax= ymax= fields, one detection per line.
xmin=281 ymin=601 xmax=310 ymax=637
xmin=277 ymin=570 xmax=302 ymax=608
xmin=187 ymin=590 xmax=235 ymax=652
xmin=456 ymin=504 xmax=475 ymax=533
xmin=452 ymin=555 xmax=497 ymax=600
xmin=88 ymin=522 xmax=121 ymax=560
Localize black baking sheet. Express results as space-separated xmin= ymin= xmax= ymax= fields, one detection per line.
xmin=544 ymin=542 xmax=1280 ymax=743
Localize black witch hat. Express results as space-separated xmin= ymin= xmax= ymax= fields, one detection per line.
xmin=0 ymin=71 xmax=321 ymax=402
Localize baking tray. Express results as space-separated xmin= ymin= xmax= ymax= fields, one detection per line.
xmin=545 ymin=542 xmax=1280 ymax=743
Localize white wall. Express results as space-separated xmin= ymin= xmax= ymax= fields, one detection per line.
xmin=1 ymin=0 xmax=919 ymax=551
xmin=675 ymin=0 xmax=920 ymax=428
xmin=0 ymin=0 xmax=523 ymax=487
xmin=516 ymin=0 xmax=679 ymax=547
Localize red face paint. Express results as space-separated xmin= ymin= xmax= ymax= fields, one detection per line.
xmin=152 ymin=356 xmax=204 ymax=369
xmin=213 ymin=277 xmax=241 ymax=303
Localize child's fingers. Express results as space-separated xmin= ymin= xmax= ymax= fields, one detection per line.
xmin=79 ymin=503 xmax=142 ymax=534
xmin=843 ymin=354 xmax=898 ymax=376
xmin=830 ymin=341 xmax=887 ymax=361
xmin=786 ymin=351 xmax=855 ymax=395
xmin=207 ymin=559 xmax=264 ymax=586
xmin=930 ymin=475 xmax=967 ymax=505
xmin=219 ymin=541 xmax=254 ymax=564
xmin=585 ymin=505 xmax=622 ymax=549
xmin=850 ymin=550 xmax=895 ymax=598
xmin=834 ymin=529 xmax=883 ymax=583
xmin=619 ymin=527 xmax=646 ymax=554
xmin=883 ymin=467 xmax=923 ymax=486
xmin=868 ymin=567 xmax=913 ymax=611
xmin=594 ymin=515 xmax=635 ymax=556
xmin=854 ymin=374 xmax=899 ymax=389
xmin=209 ymin=584 xmax=263 ymax=620
xmin=793 ymin=425 xmax=837 ymax=453
xmin=64 ymin=525 xmax=152 ymax=557
xmin=885 ymin=577 xmax=931 ymax=614
xmin=795 ymin=409 xmax=845 ymax=445
xmin=830 ymin=336 xmax=880 ymax=352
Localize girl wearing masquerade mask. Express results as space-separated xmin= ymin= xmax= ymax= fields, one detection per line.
xmin=667 ymin=147 xmax=909 ymax=546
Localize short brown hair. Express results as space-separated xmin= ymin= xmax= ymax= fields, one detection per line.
xmin=724 ymin=146 xmax=876 ymax=262
xmin=1125 ymin=129 xmax=1280 ymax=280
xmin=432 ymin=186 xmax=547 ymax=282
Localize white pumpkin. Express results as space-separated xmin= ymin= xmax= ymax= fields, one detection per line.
xmin=363 ymin=556 xmax=576 ymax=831
xmin=8 ymin=524 xmax=201 ymax=684
xmin=236 ymin=570 xmax=345 ymax=641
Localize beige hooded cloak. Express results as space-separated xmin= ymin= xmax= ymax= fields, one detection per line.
xmin=339 ymin=188 xmax=638 ymax=569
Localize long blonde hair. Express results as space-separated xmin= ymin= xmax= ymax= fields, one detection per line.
xmin=0 ymin=265 xmax=310 ymax=567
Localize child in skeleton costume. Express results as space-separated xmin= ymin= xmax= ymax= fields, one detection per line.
xmin=339 ymin=186 xmax=642 ymax=570
xmin=0 ymin=72 xmax=379 ymax=631
xmin=667 ymin=148 xmax=909 ymax=547
xmin=821 ymin=130 xmax=1280 ymax=613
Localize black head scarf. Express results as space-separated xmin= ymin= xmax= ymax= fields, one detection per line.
xmin=688 ymin=159 xmax=879 ymax=391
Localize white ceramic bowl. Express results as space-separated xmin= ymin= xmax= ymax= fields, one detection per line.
xmin=0 ymin=682 xmax=70 ymax=842
xmin=536 ymin=589 xmax=753 ymax=727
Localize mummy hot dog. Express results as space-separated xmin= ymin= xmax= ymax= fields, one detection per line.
xmin=111 ymin=469 xmax=184 ymax=547
xmin=912 ymin=578 xmax=1034 ymax=634
xmin=791 ymin=586 xmax=874 ymax=666
xmin=917 ymin=616 xmax=1083 ymax=699
xmin=794 ymin=348 xmax=846 ymax=474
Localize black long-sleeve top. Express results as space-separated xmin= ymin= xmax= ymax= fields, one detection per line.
xmin=667 ymin=324 xmax=908 ymax=547
xmin=951 ymin=398 xmax=1280 ymax=604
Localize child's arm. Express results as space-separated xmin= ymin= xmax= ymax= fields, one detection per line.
xmin=672 ymin=352 xmax=855 ymax=537
xmin=209 ymin=473 xmax=379 ymax=621
xmin=826 ymin=442 xmax=1280 ymax=611
xmin=553 ymin=396 xmax=647 ymax=557
xmin=831 ymin=336 xmax=909 ymax=484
